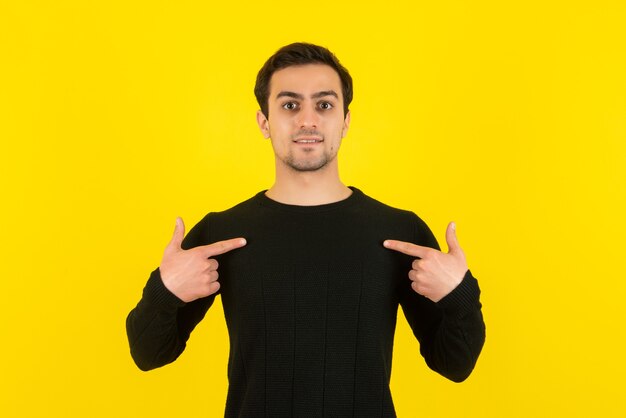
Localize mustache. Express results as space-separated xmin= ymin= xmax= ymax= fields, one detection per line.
xmin=291 ymin=129 xmax=324 ymax=140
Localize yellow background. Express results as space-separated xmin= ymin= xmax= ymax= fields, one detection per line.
xmin=2 ymin=1 xmax=625 ymax=417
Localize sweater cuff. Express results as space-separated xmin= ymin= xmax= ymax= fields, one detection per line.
xmin=142 ymin=268 xmax=187 ymax=310
xmin=436 ymin=270 xmax=481 ymax=317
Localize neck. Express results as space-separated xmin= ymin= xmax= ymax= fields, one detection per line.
xmin=266 ymin=159 xmax=351 ymax=206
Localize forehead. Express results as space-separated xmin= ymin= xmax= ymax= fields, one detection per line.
xmin=269 ymin=64 xmax=342 ymax=99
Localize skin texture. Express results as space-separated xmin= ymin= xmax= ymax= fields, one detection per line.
xmin=256 ymin=64 xmax=353 ymax=206
xmin=257 ymin=64 xmax=350 ymax=173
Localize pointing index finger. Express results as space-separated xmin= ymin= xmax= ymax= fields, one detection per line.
xmin=197 ymin=237 xmax=247 ymax=257
xmin=383 ymin=239 xmax=430 ymax=258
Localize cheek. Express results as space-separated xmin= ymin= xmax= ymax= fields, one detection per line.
xmin=269 ymin=116 xmax=294 ymax=133
xmin=268 ymin=124 xmax=292 ymax=146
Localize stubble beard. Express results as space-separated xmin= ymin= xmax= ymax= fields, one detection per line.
xmin=283 ymin=150 xmax=333 ymax=172
xmin=283 ymin=129 xmax=337 ymax=172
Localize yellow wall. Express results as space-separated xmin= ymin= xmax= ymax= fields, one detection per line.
xmin=2 ymin=1 xmax=625 ymax=417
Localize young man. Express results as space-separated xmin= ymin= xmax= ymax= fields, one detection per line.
xmin=126 ymin=43 xmax=485 ymax=417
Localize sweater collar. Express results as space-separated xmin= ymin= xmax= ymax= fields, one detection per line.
xmin=255 ymin=186 xmax=364 ymax=213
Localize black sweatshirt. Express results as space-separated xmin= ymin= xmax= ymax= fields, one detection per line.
xmin=126 ymin=187 xmax=485 ymax=417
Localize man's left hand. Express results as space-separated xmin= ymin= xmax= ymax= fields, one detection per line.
xmin=384 ymin=222 xmax=468 ymax=302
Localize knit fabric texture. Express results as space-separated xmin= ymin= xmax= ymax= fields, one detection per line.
xmin=126 ymin=187 xmax=485 ymax=417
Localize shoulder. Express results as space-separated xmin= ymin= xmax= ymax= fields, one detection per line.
xmin=353 ymin=187 xmax=437 ymax=248
xmin=354 ymin=187 xmax=424 ymax=223
xmin=209 ymin=192 xmax=264 ymax=218
xmin=181 ymin=192 xmax=264 ymax=249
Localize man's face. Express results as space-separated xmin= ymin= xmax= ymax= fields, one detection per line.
xmin=257 ymin=64 xmax=350 ymax=172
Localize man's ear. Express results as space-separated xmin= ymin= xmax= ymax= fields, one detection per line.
xmin=256 ymin=110 xmax=271 ymax=139
xmin=342 ymin=110 xmax=351 ymax=138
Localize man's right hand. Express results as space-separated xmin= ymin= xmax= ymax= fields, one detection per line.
xmin=159 ymin=217 xmax=247 ymax=303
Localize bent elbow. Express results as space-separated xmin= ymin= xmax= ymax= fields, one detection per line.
xmin=425 ymin=347 xmax=481 ymax=383
xmin=128 ymin=343 xmax=182 ymax=372
xmin=130 ymin=352 xmax=159 ymax=372
xmin=443 ymin=365 xmax=475 ymax=383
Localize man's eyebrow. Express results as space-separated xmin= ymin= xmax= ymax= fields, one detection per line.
xmin=275 ymin=90 xmax=339 ymax=100
xmin=311 ymin=90 xmax=339 ymax=100
xmin=276 ymin=91 xmax=304 ymax=100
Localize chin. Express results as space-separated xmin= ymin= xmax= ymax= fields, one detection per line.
xmin=288 ymin=161 xmax=328 ymax=172
xmin=282 ymin=153 xmax=331 ymax=172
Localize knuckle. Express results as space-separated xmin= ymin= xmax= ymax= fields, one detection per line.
xmin=203 ymin=281 xmax=219 ymax=296
xmin=200 ymin=284 xmax=211 ymax=296
xmin=412 ymin=281 xmax=422 ymax=294
xmin=415 ymin=283 xmax=427 ymax=295
xmin=207 ymin=259 xmax=218 ymax=270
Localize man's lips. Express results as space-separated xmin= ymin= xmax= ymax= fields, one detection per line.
xmin=293 ymin=137 xmax=323 ymax=144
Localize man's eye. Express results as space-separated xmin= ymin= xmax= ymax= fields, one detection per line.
xmin=318 ymin=102 xmax=333 ymax=110
xmin=283 ymin=102 xmax=298 ymax=110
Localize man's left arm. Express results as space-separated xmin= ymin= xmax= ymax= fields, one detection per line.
xmin=384 ymin=222 xmax=486 ymax=382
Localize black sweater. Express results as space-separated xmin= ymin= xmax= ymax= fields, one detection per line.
xmin=126 ymin=188 xmax=485 ymax=417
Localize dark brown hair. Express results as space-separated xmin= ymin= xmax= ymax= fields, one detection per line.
xmin=254 ymin=43 xmax=353 ymax=118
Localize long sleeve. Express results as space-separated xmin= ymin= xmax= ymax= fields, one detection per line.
xmin=124 ymin=189 xmax=486 ymax=416
xmin=399 ymin=215 xmax=486 ymax=382
xmin=126 ymin=269 xmax=216 ymax=371
xmin=126 ymin=215 xmax=216 ymax=371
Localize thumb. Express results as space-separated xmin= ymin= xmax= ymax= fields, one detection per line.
xmin=445 ymin=221 xmax=462 ymax=255
xmin=166 ymin=217 xmax=185 ymax=252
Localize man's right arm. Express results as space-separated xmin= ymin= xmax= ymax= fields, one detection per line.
xmin=125 ymin=217 xmax=246 ymax=371
xmin=125 ymin=268 xmax=215 ymax=371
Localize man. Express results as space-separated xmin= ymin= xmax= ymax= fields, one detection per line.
xmin=126 ymin=43 xmax=485 ymax=417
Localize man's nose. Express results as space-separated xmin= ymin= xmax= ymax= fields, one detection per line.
xmin=297 ymin=105 xmax=319 ymax=128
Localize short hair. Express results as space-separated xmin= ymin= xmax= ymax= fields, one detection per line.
xmin=254 ymin=42 xmax=353 ymax=118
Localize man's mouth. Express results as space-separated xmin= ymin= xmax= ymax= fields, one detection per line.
xmin=293 ymin=137 xmax=323 ymax=144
